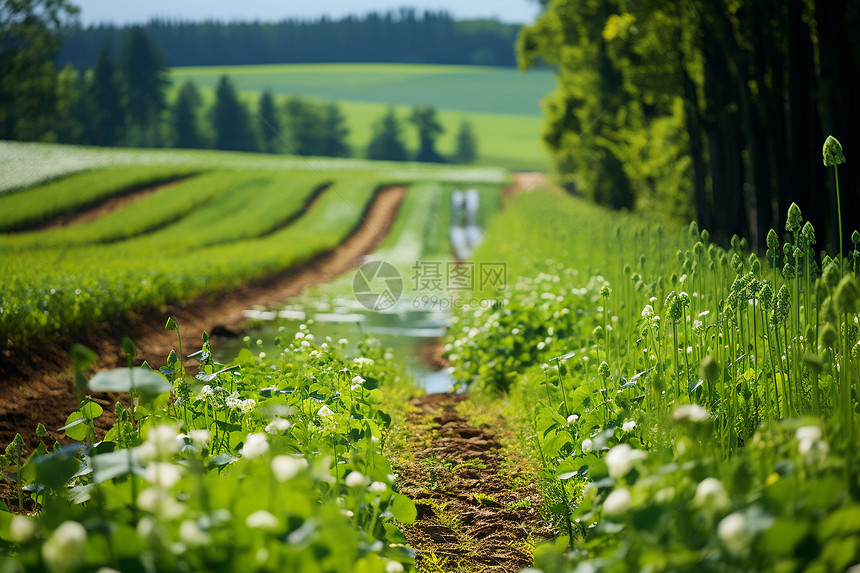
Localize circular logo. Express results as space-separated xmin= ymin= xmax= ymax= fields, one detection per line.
xmin=353 ymin=261 xmax=403 ymax=311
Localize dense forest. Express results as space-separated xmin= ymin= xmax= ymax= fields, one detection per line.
xmin=520 ymin=0 xmax=860 ymax=252
xmin=57 ymin=10 xmax=520 ymax=69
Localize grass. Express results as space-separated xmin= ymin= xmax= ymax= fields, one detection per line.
xmin=169 ymin=63 xmax=551 ymax=171
xmin=170 ymin=63 xmax=555 ymax=116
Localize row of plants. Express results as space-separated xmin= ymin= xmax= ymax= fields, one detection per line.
xmin=0 ymin=166 xmax=200 ymax=231
xmin=0 ymin=322 xmax=419 ymax=572
xmin=446 ymin=142 xmax=860 ymax=571
xmin=0 ymin=171 xmax=318 ymax=251
xmin=0 ymin=173 xmax=383 ymax=348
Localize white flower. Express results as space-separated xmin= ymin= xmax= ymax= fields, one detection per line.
xmin=354 ymin=357 xmax=374 ymax=366
xmin=605 ymin=444 xmax=647 ymax=479
xmin=179 ymin=520 xmax=211 ymax=547
xmin=240 ymin=433 xmax=269 ymax=459
xmin=265 ymin=418 xmax=291 ymax=435
xmin=694 ymin=477 xmax=730 ymax=513
xmin=567 ymin=414 xmax=579 ymax=424
xmin=317 ymin=405 xmax=335 ymax=417
xmin=796 ymin=425 xmax=821 ymax=448
xmin=581 ymin=438 xmax=593 ymax=453
xmin=385 ymin=561 xmax=405 ymax=573
xmin=138 ymin=488 xmax=184 ymax=519
xmin=189 ymin=429 xmax=210 ymax=443
xmin=305 ymin=334 xmax=314 ymax=342
xmin=295 ymin=332 xmax=305 ymax=339
xmin=351 ymin=375 xmax=365 ymax=385
xmin=718 ymin=512 xmax=749 ymax=555
xmin=140 ymin=425 xmax=180 ymax=461
xmin=271 ymin=455 xmax=307 ymax=482
xmin=673 ymin=404 xmax=709 ymax=423
xmin=338 ymin=338 xmax=349 ymax=345
xmin=196 ymin=385 xmax=214 ymax=401
xmin=301 ymin=340 xmax=310 ymax=348
xmin=641 ymin=304 xmax=654 ymax=318
xmin=655 ymin=487 xmax=675 ymax=503
xmin=246 ymin=510 xmax=279 ymax=531
xmin=42 ymin=521 xmax=87 ymax=573
xmin=368 ymin=481 xmax=387 ymax=493
xmin=622 ymin=420 xmax=636 ymax=432
xmin=240 ymin=399 xmax=256 ymax=414
xmin=603 ymin=488 xmax=632 ymax=516
xmin=10 ymin=514 xmax=37 ymax=543
xmin=144 ymin=462 xmax=183 ymax=488
xmin=345 ymin=471 xmax=369 ymax=488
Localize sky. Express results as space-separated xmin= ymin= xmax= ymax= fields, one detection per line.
xmin=73 ymin=1 xmax=543 ymax=26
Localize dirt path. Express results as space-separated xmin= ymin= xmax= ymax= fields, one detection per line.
xmin=396 ymin=394 xmax=545 ymax=572
xmin=0 ymin=185 xmax=407 ymax=450
xmin=502 ymin=172 xmax=553 ymax=208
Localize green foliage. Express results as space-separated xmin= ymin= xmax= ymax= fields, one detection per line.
xmin=118 ymin=26 xmax=169 ymax=146
xmin=0 ymin=0 xmax=78 ymax=141
xmin=171 ymin=81 xmax=204 ymax=149
xmin=210 ymin=75 xmax=255 ymax=152
xmin=452 ymin=120 xmax=478 ymax=164
xmin=366 ymin=107 xmax=409 ymax=162
xmin=0 ymin=332 xmax=417 ymax=572
xmin=409 ymin=105 xmax=445 ymax=163
xmin=446 ymin=178 xmax=860 ymax=572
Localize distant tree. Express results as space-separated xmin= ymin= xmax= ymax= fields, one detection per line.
xmin=117 ymin=26 xmax=169 ymax=146
xmin=284 ymin=96 xmax=323 ymax=155
xmin=320 ymin=102 xmax=350 ymax=157
xmin=53 ymin=65 xmax=84 ymax=143
xmin=257 ymin=90 xmax=280 ymax=153
xmin=0 ymin=0 xmax=78 ymax=140
xmin=453 ymin=120 xmax=477 ymax=164
xmin=209 ymin=75 xmax=255 ymax=151
xmin=409 ymin=105 xmax=444 ymax=163
xmin=366 ymin=107 xmax=409 ymax=161
xmin=87 ymin=43 xmax=125 ymax=146
xmin=171 ymin=81 xmax=203 ymax=148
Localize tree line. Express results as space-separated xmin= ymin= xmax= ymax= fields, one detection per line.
xmin=1 ymin=3 xmax=478 ymax=164
xmin=57 ymin=9 xmax=519 ymax=69
xmin=520 ymin=0 xmax=860 ymax=251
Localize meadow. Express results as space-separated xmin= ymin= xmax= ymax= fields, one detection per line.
xmin=169 ymin=63 xmax=553 ymax=170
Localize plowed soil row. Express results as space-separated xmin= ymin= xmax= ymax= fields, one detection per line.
xmin=396 ymin=393 xmax=547 ymax=572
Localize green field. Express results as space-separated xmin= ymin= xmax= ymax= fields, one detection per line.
xmin=169 ymin=63 xmax=553 ymax=171
xmin=0 ymin=142 xmax=506 ymax=346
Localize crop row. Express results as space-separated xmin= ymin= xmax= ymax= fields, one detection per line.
xmin=447 ymin=184 xmax=860 ymax=571
xmin=0 ymin=171 xmax=383 ymax=347
xmin=0 ymin=166 xmax=201 ymax=231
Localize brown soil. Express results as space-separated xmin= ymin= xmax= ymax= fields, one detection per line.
xmin=42 ymin=178 xmax=188 ymax=230
xmin=0 ymin=185 xmax=408 ymax=453
xmin=502 ymin=172 xmax=553 ymax=208
xmin=396 ymin=393 xmax=546 ymax=572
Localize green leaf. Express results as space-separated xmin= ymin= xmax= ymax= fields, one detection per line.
xmin=391 ymin=493 xmax=417 ymax=524
xmin=80 ymin=400 xmax=104 ymax=421
xmin=122 ymin=336 xmax=137 ymax=359
xmin=761 ymin=519 xmax=809 ymax=557
xmin=59 ymin=412 xmax=90 ymax=441
xmin=22 ymin=450 xmax=80 ymax=490
xmin=88 ymin=368 xmax=171 ymax=397
xmin=165 ymin=317 xmax=178 ymax=331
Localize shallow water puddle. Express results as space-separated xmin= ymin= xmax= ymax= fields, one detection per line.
xmin=213 ymin=298 xmax=456 ymax=393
